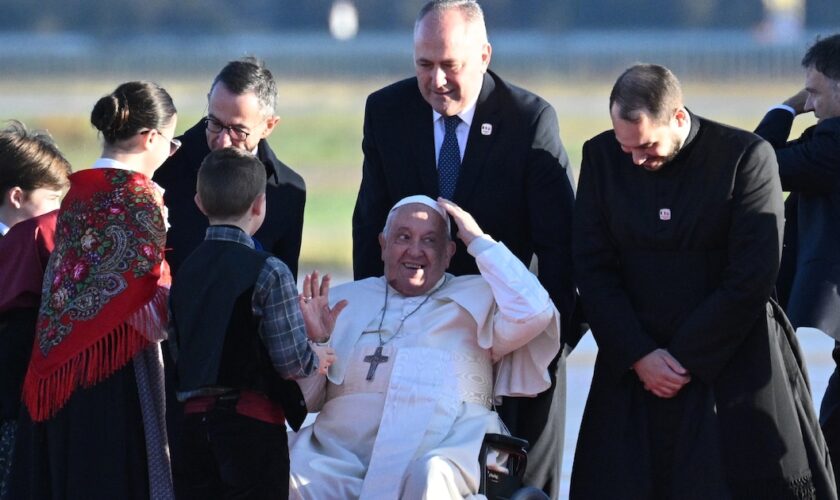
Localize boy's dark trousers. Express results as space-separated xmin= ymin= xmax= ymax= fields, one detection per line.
xmin=173 ymin=398 xmax=289 ymax=500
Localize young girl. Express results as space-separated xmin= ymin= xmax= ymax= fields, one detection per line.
xmin=10 ymin=81 xmax=178 ymax=500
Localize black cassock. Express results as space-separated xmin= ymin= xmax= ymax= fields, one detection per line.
xmin=571 ymin=113 xmax=836 ymax=499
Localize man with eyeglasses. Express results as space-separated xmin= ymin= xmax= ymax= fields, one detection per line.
xmin=152 ymin=57 xmax=309 ymax=457
xmin=154 ymin=56 xmax=305 ymax=281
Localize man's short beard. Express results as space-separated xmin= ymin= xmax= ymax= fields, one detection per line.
xmin=658 ymin=134 xmax=683 ymax=168
xmin=640 ymin=136 xmax=683 ymax=171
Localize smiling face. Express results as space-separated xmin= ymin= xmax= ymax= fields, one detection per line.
xmin=414 ymin=8 xmax=491 ymax=117
xmin=610 ymin=103 xmax=686 ymax=172
xmin=378 ymin=203 xmax=456 ymax=296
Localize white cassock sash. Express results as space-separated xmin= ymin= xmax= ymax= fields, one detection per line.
xmin=360 ymin=347 xmax=460 ymax=497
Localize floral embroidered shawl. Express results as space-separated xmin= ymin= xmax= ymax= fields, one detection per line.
xmin=22 ymin=168 xmax=171 ymax=422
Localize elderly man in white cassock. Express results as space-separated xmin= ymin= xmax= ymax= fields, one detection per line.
xmin=289 ymin=195 xmax=561 ymax=499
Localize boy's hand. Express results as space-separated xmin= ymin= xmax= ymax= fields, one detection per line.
xmin=300 ymin=271 xmax=347 ymax=342
xmin=310 ymin=344 xmax=336 ymax=375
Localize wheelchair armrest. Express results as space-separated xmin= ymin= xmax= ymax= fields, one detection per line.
xmin=479 ymin=433 xmax=531 ymax=496
xmin=482 ymin=433 xmax=529 ymax=454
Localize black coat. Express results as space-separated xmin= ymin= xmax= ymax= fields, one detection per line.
xmin=572 ymin=114 xmax=835 ymax=499
xmin=152 ymin=119 xmax=306 ymax=279
xmin=755 ymin=109 xmax=840 ymax=339
xmin=351 ymin=69 xmax=576 ymax=494
xmin=756 ymin=108 xmax=840 ymax=482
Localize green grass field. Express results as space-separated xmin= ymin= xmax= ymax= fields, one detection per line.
xmin=1 ymin=76 xmax=813 ymax=275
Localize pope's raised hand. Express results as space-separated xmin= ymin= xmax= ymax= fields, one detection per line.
xmin=438 ymin=197 xmax=485 ymax=246
xmin=299 ymin=271 xmax=347 ymax=343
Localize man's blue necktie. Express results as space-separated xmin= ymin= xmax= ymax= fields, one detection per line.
xmin=438 ymin=115 xmax=462 ymax=200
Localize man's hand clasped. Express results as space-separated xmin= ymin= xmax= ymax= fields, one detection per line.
xmin=632 ymin=348 xmax=691 ymax=399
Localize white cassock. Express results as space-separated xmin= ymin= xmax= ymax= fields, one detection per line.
xmin=288 ymin=236 xmax=561 ymax=499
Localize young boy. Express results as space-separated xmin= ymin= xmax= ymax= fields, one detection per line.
xmin=0 ymin=121 xmax=70 ymax=497
xmin=0 ymin=120 xmax=71 ymax=236
xmin=168 ymin=147 xmax=336 ymax=499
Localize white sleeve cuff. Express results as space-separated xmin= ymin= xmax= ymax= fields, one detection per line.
xmin=772 ymin=104 xmax=796 ymax=116
xmin=466 ymin=233 xmax=496 ymax=256
xmin=474 ymin=241 xmax=551 ymax=320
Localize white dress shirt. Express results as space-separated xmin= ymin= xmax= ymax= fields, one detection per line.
xmin=432 ymin=95 xmax=479 ymax=165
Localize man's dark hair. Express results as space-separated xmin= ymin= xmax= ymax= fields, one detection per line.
xmin=802 ymin=34 xmax=840 ymax=81
xmin=210 ymin=57 xmax=277 ymax=118
xmin=0 ymin=120 xmax=71 ymax=199
xmin=197 ymin=147 xmax=266 ymax=219
xmin=609 ymin=64 xmax=683 ymax=124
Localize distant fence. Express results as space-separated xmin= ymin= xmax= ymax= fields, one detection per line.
xmin=0 ymin=30 xmax=821 ymax=81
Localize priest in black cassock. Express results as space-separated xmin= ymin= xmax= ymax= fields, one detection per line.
xmin=570 ymin=64 xmax=835 ymax=499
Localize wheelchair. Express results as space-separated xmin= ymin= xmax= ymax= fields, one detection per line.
xmin=479 ymin=433 xmax=550 ymax=500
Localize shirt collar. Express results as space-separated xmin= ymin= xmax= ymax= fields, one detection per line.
xmin=432 ymin=92 xmax=479 ymax=128
xmin=672 ymin=109 xmax=701 ymax=163
xmin=92 ymin=157 xmax=134 ymax=171
xmin=92 ymin=157 xmax=166 ymax=196
xmin=0 ymin=220 xmax=9 ymax=236
xmin=204 ymin=225 xmax=255 ymax=249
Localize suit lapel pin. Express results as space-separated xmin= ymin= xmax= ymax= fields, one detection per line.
xmin=659 ymin=208 xmax=671 ymax=221
xmin=481 ymin=123 xmax=492 ymax=136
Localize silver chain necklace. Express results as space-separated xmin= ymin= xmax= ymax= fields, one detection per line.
xmin=362 ymin=276 xmax=448 ymax=381
xmin=374 ymin=275 xmax=448 ymax=347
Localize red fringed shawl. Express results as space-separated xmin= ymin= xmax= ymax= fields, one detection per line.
xmin=22 ymin=168 xmax=171 ymax=422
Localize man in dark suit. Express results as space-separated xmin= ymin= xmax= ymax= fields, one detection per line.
xmin=351 ymin=1 xmax=575 ymax=494
xmin=153 ymin=57 xmax=305 ymax=279
xmin=754 ymin=33 xmax=840 ymax=466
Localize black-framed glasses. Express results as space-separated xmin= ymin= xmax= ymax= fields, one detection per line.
xmin=204 ymin=117 xmax=251 ymax=142
xmin=140 ymin=129 xmax=182 ymax=156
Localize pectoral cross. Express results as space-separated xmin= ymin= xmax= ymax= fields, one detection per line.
xmin=364 ymin=346 xmax=389 ymax=381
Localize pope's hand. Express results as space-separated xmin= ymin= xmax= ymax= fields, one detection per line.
xmin=438 ymin=197 xmax=485 ymax=246
xmin=299 ymin=271 xmax=347 ymax=343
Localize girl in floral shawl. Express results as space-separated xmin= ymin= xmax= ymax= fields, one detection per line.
xmin=9 ymin=81 xmax=179 ymax=500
